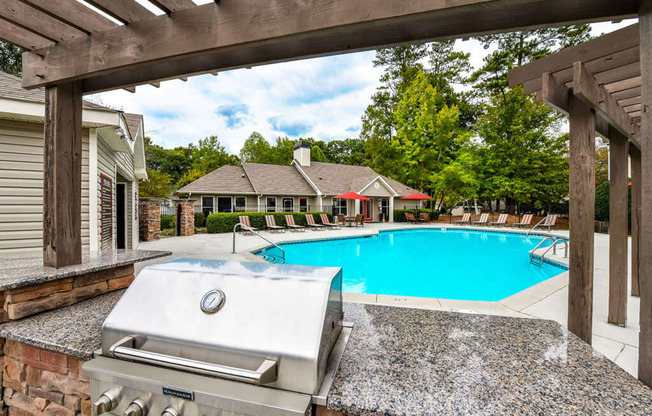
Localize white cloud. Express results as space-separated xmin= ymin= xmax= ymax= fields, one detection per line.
xmin=92 ymin=18 xmax=636 ymax=153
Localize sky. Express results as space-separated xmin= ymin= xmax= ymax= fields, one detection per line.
xmin=90 ymin=15 xmax=636 ymax=154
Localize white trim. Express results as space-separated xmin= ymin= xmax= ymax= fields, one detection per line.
xmin=240 ymin=163 xmax=259 ymax=193
xmin=291 ymin=160 xmax=322 ymax=195
xmin=0 ymin=97 xmax=121 ymax=127
xmin=359 ymin=176 xmax=398 ymax=196
xmin=266 ymin=196 xmax=277 ymax=212
xmin=282 ymin=197 xmax=295 ymax=212
xmin=89 ymin=128 xmax=99 ymax=252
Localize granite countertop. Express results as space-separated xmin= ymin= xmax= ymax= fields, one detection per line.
xmin=0 ymin=249 xmax=171 ymax=290
xmin=1 ymin=295 xmax=650 ymax=415
xmin=0 ymin=290 xmax=124 ymax=359
xmin=330 ymin=303 xmax=652 ymax=416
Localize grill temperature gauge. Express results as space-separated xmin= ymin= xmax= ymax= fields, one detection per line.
xmin=200 ymin=289 xmax=226 ymax=314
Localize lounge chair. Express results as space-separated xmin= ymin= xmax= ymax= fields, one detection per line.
xmin=337 ymin=214 xmax=346 ymax=225
xmin=320 ymin=214 xmax=341 ymax=230
xmin=284 ymin=215 xmax=305 ymax=232
xmin=305 ymin=214 xmax=326 ymax=230
xmin=542 ymin=214 xmax=558 ymax=231
xmin=456 ymin=213 xmax=471 ymax=225
xmin=238 ymin=215 xmax=258 ymax=234
xmin=514 ymin=214 xmax=533 ymax=227
xmin=473 ymin=213 xmax=490 ymax=225
xmin=489 ymin=213 xmax=509 ymax=226
xmin=265 ymin=215 xmax=286 ymax=233
xmin=405 ymin=212 xmax=418 ymax=223
xmin=419 ymin=213 xmax=430 ymax=223
xmin=354 ymin=214 xmax=364 ymax=227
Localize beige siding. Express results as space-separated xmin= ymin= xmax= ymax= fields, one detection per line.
xmin=0 ymin=120 xmax=90 ymax=257
xmin=96 ymin=135 xmax=137 ymax=250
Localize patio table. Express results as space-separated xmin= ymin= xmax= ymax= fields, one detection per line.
xmin=344 ymin=216 xmax=356 ymax=227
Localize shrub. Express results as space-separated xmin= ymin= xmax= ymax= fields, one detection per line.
xmin=394 ymin=208 xmax=440 ymax=222
xmin=194 ymin=212 xmax=205 ymax=228
xmin=161 ymin=228 xmax=175 ymax=237
xmin=594 ymin=181 xmax=632 ymax=225
xmin=206 ymin=212 xmax=333 ymax=234
xmin=194 ymin=227 xmax=207 ymax=233
xmin=161 ymin=214 xmax=175 ymax=230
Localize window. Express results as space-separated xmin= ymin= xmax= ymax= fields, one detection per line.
xmin=299 ymin=198 xmax=308 ymax=212
xmin=282 ymin=198 xmax=294 ymax=212
xmin=217 ymin=197 xmax=232 ymax=213
xmin=202 ymin=196 xmax=214 ymax=217
xmin=235 ymin=197 xmax=246 ymax=212
xmin=333 ymin=198 xmax=347 ymax=216
xmin=266 ymin=197 xmax=277 ymax=212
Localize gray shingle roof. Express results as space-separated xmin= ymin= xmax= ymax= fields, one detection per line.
xmin=178 ymin=165 xmax=256 ymax=194
xmin=0 ymin=71 xmax=115 ymax=111
xmin=243 ymin=162 xmax=316 ymax=195
xmin=123 ymin=113 xmax=143 ymax=140
xmin=300 ymin=162 xmax=418 ymax=197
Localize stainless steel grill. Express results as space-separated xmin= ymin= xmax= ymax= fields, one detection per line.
xmin=84 ymin=259 xmax=351 ymax=416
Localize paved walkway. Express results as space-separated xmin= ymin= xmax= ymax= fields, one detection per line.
xmin=137 ymin=222 xmax=640 ymax=378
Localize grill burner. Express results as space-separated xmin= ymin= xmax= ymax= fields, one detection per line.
xmin=84 ymin=259 xmax=351 ymax=416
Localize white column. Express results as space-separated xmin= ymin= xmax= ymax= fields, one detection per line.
xmin=389 ymin=197 xmax=394 ymax=222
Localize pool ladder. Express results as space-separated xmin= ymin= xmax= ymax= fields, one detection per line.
xmin=232 ymin=223 xmax=286 ymax=264
xmin=530 ymin=237 xmax=568 ymax=266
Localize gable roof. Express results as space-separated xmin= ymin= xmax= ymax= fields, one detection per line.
xmin=123 ymin=113 xmax=143 ymax=140
xmin=178 ymin=165 xmax=255 ymax=194
xmin=0 ymin=71 xmax=112 ymax=111
xmin=298 ymin=161 xmax=418 ymax=197
xmin=242 ymin=162 xmax=316 ymax=195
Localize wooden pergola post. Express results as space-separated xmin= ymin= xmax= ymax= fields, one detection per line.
xmin=630 ymin=145 xmax=641 ymax=297
xmin=608 ymin=128 xmax=628 ymax=326
xmin=568 ymin=95 xmax=596 ymax=345
xmin=43 ymin=81 xmax=83 ymax=268
xmin=638 ymin=0 xmax=652 ymax=386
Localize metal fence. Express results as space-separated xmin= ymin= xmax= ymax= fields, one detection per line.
xmin=504 ymin=203 xmax=570 ymax=217
xmin=160 ymin=203 xmax=176 ymax=216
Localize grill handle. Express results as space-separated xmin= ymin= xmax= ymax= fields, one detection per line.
xmin=109 ymin=336 xmax=277 ymax=384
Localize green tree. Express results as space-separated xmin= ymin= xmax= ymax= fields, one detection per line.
xmin=0 ymin=42 xmax=23 ymax=76
xmin=325 ymin=139 xmax=366 ymax=165
xmin=139 ymin=169 xmax=174 ymax=198
xmin=240 ymin=132 xmax=272 ymax=162
xmin=393 ymin=70 xmax=473 ymax=196
xmin=595 ymin=145 xmax=609 ymax=188
xmin=189 ymin=136 xmax=239 ymax=173
xmin=145 ymin=137 xmax=192 ymax=183
xmin=475 ymin=88 xmax=569 ymax=207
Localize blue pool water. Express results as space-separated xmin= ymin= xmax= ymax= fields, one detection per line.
xmin=256 ymin=229 xmax=565 ymax=301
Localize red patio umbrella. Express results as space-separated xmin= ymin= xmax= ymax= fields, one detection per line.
xmin=400 ymin=192 xmax=432 ymax=216
xmin=400 ymin=192 xmax=432 ymax=200
xmin=334 ymin=191 xmax=370 ymax=201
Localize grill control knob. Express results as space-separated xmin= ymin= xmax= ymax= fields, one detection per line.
xmin=123 ymin=399 xmax=147 ymax=416
xmin=93 ymin=390 xmax=119 ymax=415
xmin=161 ymin=407 xmax=179 ymax=416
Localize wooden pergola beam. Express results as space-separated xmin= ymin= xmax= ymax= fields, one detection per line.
xmin=0 ymin=18 xmax=51 ymax=50
xmin=0 ymin=0 xmax=84 ymax=42
xmin=510 ymin=23 xmax=640 ymax=88
xmin=638 ymin=0 xmax=652 ymax=386
xmin=20 ymin=0 xmax=117 ymax=33
xmin=541 ymin=72 xmax=611 ymax=139
xmin=21 ymin=0 xmax=639 ymax=90
xmin=43 ymin=81 xmax=83 ymax=268
xmin=572 ymin=61 xmax=638 ymax=140
xmin=608 ymin=128 xmax=628 ymax=326
xmin=148 ymin=0 xmax=196 ymax=14
xmin=84 ymin=0 xmax=154 ymax=24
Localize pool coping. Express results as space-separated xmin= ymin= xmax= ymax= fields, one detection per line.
xmin=241 ymin=225 xmax=571 ymax=316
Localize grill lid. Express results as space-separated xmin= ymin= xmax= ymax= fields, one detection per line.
xmin=101 ymin=259 xmax=343 ymax=395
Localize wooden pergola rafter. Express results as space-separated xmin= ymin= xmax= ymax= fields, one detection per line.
xmin=509 ymin=20 xmax=650 ymax=387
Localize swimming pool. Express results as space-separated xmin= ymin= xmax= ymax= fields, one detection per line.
xmin=255 ymin=229 xmax=566 ymax=301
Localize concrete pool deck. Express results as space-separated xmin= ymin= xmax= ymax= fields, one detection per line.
xmin=136 ymin=222 xmax=641 ymax=378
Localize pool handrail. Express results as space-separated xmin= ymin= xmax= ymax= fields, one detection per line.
xmin=530 ymin=236 xmax=568 ymax=266
xmin=526 ymin=217 xmax=549 ymax=236
xmin=233 ymin=222 xmax=286 ymax=263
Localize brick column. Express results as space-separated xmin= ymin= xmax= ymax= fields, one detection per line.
xmin=176 ymin=200 xmax=195 ymax=237
xmin=138 ymin=199 xmax=160 ymax=242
